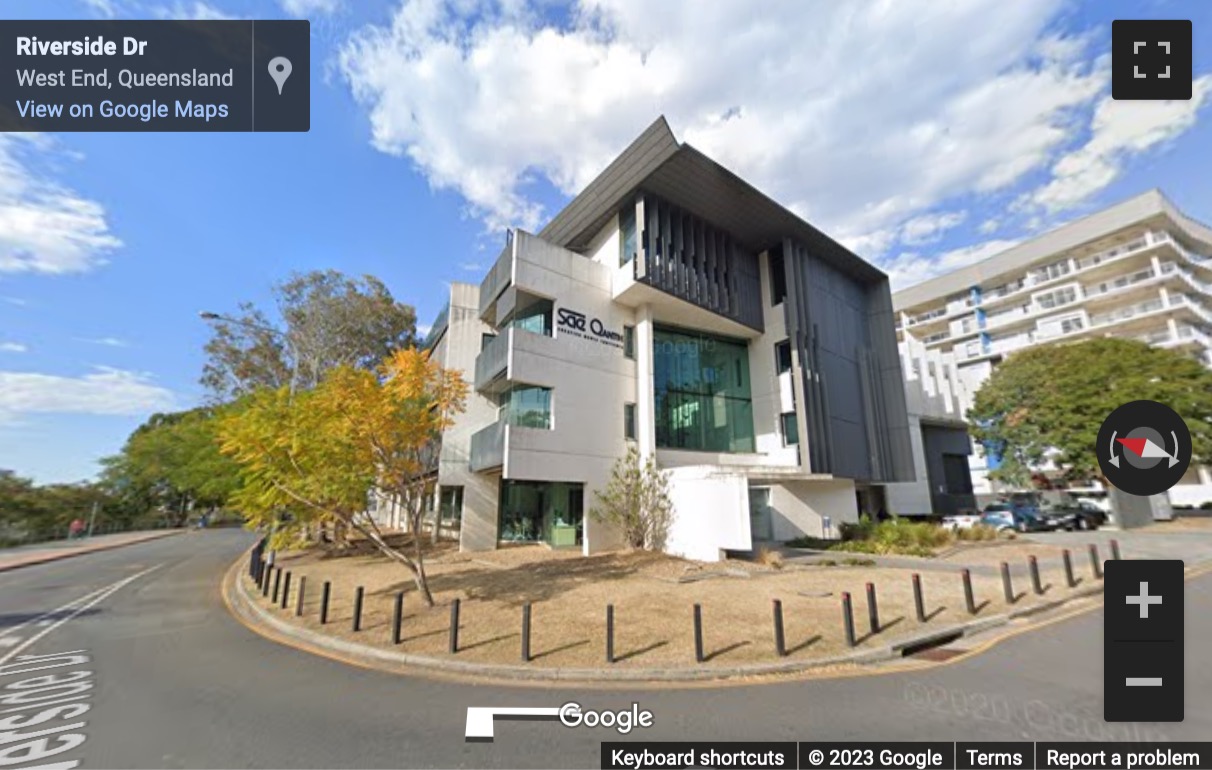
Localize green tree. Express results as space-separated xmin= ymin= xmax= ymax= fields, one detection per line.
xmin=219 ymin=348 xmax=467 ymax=606
xmin=968 ymin=338 xmax=1212 ymax=486
xmin=100 ymin=407 xmax=243 ymax=525
xmin=201 ymin=270 xmax=418 ymax=401
xmin=590 ymin=446 xmax=675 ymax=550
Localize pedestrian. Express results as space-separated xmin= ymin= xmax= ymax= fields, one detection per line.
xmin=68 ymin=518 xmax=85 ymax=540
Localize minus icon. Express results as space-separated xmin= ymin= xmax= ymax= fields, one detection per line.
xmin=1125 ymin=677 xmax=1163 ymax=686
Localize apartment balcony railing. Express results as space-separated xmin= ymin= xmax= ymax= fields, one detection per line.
xmin=469 ymin=419 xmax=505 ymax=472
xmin=473 ymin=328 xmax=509 ymax=392
xmin=1088 ymin=298 xmax=1166 ymax=327
xmin=478 ymin=233 xmax=515 ymax=319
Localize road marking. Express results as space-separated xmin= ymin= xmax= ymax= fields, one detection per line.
xmin=0 ymin=581 xmax=128 ymax=640
xmin=0 ymin=638 xmax=20 ymax=648
xmin=0 ymin=564 xmax=162 ymax=668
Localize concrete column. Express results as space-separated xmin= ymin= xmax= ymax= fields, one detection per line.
xmin=635 ymin=303 xmax=657 ymax=461
xmin=1199 ymin=466 xmax=1211 ymax=486
xmin=1167 ymin=317 xmax=1180 ymax=340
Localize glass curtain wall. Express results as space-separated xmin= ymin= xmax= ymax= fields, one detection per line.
xmin=498 ymin=480 xmax=584 ymax=546
xmin=653 ymin=326 xmax=755 ymax=452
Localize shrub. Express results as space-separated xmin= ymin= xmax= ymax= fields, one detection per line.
xmin=756 ymin=546 xmax=784 ymax=569
xmin=1201 ymin=501 xmax=1212 ymax=510
xmin=785 ymin=535 xmax=830 ymax=549
xmin=590 ymin=446 xmax=674 ymax=551
xmin=956 ymin=523 xmax=999 ymax=541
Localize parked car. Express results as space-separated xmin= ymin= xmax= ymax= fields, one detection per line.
xmin=1043 ymin=501 xmax=1107 ymax=531
xmin=941 ymin=511 xmax=982 ymax=531
xmin=980 ymin=502 xmax=1053 ymax=533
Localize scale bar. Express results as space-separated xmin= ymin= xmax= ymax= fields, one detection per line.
xmin=1125 ymin=677 xmax=1163 ymax=687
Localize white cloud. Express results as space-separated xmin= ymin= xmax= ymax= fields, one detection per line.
xmin=416 ymin=324 xmax=432 ymax=337
xmin=0 ymin=367 xmax=176 ymax=419
xmin=75 ymin=336 xmax=130 ymax=348
xmin=80 ymin=0 xmax=120 ymax=17
xmin=459 ymin=261 xmax=483 ymax=272
xmin=0 ymin=343 xmax=27 ymax=353
xmin=0 ymin=135 xmax=121 ymax=276
xmin=281 ymin=0 xmax=341 ymax=16
xmin=899 ymin=211 xmax=968 ymax=246
xmin=2 ymin=297 xmax=27 ymax=307
xmin=882 ymin=239 xmax=1021 ymax=291
xmin=978 ymin=218 xmax=1001 ymax=235
xmin=154 ymin=1 xmax=240 ymax=20
xmin=1018 ymin=76 xmax=1212 ymax=214
xmin=338 ymin=0 xmax=1115 ymax=244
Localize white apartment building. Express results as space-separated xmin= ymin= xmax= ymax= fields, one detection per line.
xmin=887 ymin=190 xmax=1212 ymax=514
xmin=403 ymin=117 xmax=916 ymax=561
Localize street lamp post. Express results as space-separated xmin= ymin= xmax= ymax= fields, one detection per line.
xmin=198 ymin=311 xmax=300 ymax=395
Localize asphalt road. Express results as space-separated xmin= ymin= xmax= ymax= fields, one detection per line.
xmin=0 ymin=530 xmax=1207 ymax=769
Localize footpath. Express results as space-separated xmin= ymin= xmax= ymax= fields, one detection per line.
xmin=0 ymin=529 xmax=186 ymax=573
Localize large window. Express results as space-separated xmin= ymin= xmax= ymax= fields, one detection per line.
xmin=624 ymin=403 xmax=637 ymax=441
xmin=498 ymin=385 xmax=553 ymax=429
xmin=498 ymin=480 xmax=583 ymax=546
xmin=504 ymin=297 xmax=552 ymax=336
xmin=653 ymin=326 xmax=755 ymax=453
xmin=619 ymin=205 xmax=637 ymax=266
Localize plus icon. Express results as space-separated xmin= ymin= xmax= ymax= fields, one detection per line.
xmin=1112 ymin=19 xmax=1192 ymax=100
xmin=1125 ymin=581 xmax=1163 ymax=618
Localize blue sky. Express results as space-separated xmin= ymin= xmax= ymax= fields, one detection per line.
xmin=1 ymin=0 xmax=1210 ymax=483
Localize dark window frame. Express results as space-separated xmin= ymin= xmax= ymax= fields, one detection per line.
xmin=623 ymin=325 xmax=636 ymax=359
xmin=624 ymin=402 xmax=637 ymax=441
xmin=775 ymin=339 xmax=792 ymax=375
xmin=780 ymin=412 xmax=799 ymax=446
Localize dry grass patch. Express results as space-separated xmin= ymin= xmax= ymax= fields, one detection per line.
xmin=250 ymin=540 xmax=1092 ymax=671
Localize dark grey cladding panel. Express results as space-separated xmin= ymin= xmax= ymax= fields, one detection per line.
xmin=539 ymin=116 xmax=680 ymax=251
xmin=783 ymin=240 xmax=915 ymax=483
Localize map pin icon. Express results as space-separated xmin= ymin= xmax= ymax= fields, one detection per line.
xmin=268 ymin=56 xmax=292 ymax=95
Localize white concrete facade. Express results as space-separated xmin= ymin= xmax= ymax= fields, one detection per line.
xmin=892 ymin=189 xmax=1212 ymax=511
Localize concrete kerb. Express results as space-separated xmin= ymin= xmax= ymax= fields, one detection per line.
xmin=224 ymin=548 xmax=1113 ymax=685
xmin=0 ymin=529 xmax=186 ymax=573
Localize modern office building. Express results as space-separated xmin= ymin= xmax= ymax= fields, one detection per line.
xmin=887 ymin=190 xmax=1212 ymax=514
xmin=403 ymin=117 xmax=915 ymax=561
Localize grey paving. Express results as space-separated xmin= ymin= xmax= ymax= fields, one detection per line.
xmin=0 ymin=530 xmax=1207 ymax=769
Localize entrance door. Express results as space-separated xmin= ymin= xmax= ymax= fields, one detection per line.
xmin=748 ymin=487 xmax=773 ymax=541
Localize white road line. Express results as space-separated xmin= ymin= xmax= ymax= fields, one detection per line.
xmin=0 ymin=581 xmax=122 ymax=639
xmin=0 ymin=563 xmax=163 ymax=667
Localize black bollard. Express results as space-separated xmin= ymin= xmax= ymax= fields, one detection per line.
xmin=772 ymin=599 xmax=786 ymax=657
xmin=962 ymin=569 xmax=976 ymax=615
xmin=1089 ymin=544 xmax=1103 ymax=579
xmin=1063 ymin=549 xmax=1076 ymax=588
xmin=841 ymin=592 xmax=856 ymax=647
xmin=271 ymin=567 xmax=282 ymax=603
xmin=320 ymin=580 xmax=331 ymax=625
xmin=693 ymin=604 xmax=704 ymax=663
xmin=605 ymin=604 xmax=615 ymax=664
xmin=281 ymin=571 xmax=292 ymax=610
xmin=912 ymin=573 xmax=926 ymax=623
xmin=261 ymin=565 xmax=272 ymax=597
xmin=1029 ymin=555 xmax=1043 ymax=595
xmin=1001 ymin=562 xmax=1015 ymax=604
xmin=392 ymin=591 xmax=404 ymax=645
xmin=296 ymin=576 xmax=307 ymax=617
xmin=866 ymin=582 xmax=880 ymax=634
xmin=521 ymin=602 xmax=532 ymax=663
xmin=1110 ymin=539 xmax=1122 ymax=561
xmin=449 ymin=598 xmax=460 ymax=654
xmin=352 ymin=586 xmax=364 ymax=632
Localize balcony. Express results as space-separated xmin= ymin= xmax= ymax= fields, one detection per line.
xmin=479 ymin=234 xmax=515 ymax=320
xmin=474 ymin=329 xmax=509 ymax=392
xmin=469 ymin=420 xmax=505 ymax=472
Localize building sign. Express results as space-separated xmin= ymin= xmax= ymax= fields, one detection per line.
xmin=556 ymin=307 xmax=624 ymax=350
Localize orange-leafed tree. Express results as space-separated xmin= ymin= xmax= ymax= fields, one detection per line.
xmin=219 ymin=348 xmax=467 ymax=606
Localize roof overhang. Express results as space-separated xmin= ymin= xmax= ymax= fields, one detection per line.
xmin=539 ymin=116 xmax=888 ymax=285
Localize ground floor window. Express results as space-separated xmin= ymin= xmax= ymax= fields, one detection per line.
xmin=439 ymin=486 xmax=463 ymax=523
xmin=498 ymin=479 xmax=584 ymax=547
